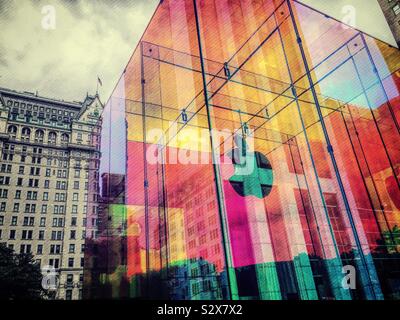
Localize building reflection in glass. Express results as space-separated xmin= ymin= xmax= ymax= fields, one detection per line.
xmin=85 ymin=0 xmax=400 ymax=300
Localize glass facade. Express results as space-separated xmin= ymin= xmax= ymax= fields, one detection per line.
xmin=85 ymin=0 xmax=400 ymax=300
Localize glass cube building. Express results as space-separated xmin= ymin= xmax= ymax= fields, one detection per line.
xmin=84 ymin=0 xmax=400 ymax=300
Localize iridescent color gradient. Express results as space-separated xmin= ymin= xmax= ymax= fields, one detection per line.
xmin=85 ymin=0 xmax=400 ymax=300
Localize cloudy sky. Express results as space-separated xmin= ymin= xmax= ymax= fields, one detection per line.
xmin=0 ymin=0 xmax=395 ymax=103
xmin=0 ymin=0 xmax=159 ymax=102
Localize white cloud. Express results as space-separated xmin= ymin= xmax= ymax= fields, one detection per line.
xmin=0 ymin=0 xmax=395 ymax=104
xmin=0 ymin=0 xmax=159 ymax=102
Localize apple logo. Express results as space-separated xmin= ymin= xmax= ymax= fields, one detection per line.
xmin=227 ymin=134 xmax=273 ymax=199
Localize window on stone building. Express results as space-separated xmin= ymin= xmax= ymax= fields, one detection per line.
xmin=9 ymin=230 xmax=16 ymax=239
xmin=7 ymin=125 xmax=17 ymax=135
xmin=21 ymin=127 xmax=31 ymax=140
xmin=394 ymin=4 xmax=400 ymax=15
xmin=65 ymin=290 xmax=72 ymax=300
xmin=35 ymin=129 xmax=44 ymax=142
xmin=61 ymin=133 xmax=70 ymax=143
xmin=48 ymin=131 xmax=57 ymax=144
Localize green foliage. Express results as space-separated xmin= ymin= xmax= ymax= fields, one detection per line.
xmin=377 ymin=225 xmax=400 ymax=253
xmin=0 ymin=243 xmax=48 ymax=300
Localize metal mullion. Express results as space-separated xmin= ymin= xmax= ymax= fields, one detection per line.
xmin=274 ymin=6 xmax=346 ymax=299
xmin=193 ymin=0 xmax=237 ymax=300
xmin=346 ymin=45 xmax=400 ymax=191
xmin=360 ymin=34 xmax=400 ymax=134
xmin=287 ymin=0 xmax=379 ymax=299
xmin=140 ymin=42 xmax=151 ymax=298
xmin=345 ymin=104 xmax=398 ymax=253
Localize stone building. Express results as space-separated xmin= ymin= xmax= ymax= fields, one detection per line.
xmin=378 ymin=0 xmax=400 ymax=47
xmin=0 ymin=87 xmax=103 ymax=300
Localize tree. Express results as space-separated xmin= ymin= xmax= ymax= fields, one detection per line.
xmin=376 ymin=225 xmax=400 ymax=253
xmin=0 ymin=244 xmax=48 ymax=300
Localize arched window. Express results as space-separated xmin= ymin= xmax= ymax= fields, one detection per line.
xmin=22 ymin=127 xmax=31 ymax=135
xmin=35 ymin=129 xmax=44 ymax=143
xmin=21 ymin=127 xmax=31 ymax=141
xmin=7 ymin=125 xmax=17 ymax=134
xmin=61 ymin=133 xmax=70 ymax=143
xmin=48 ymin=131 xmax=57 ymax=144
